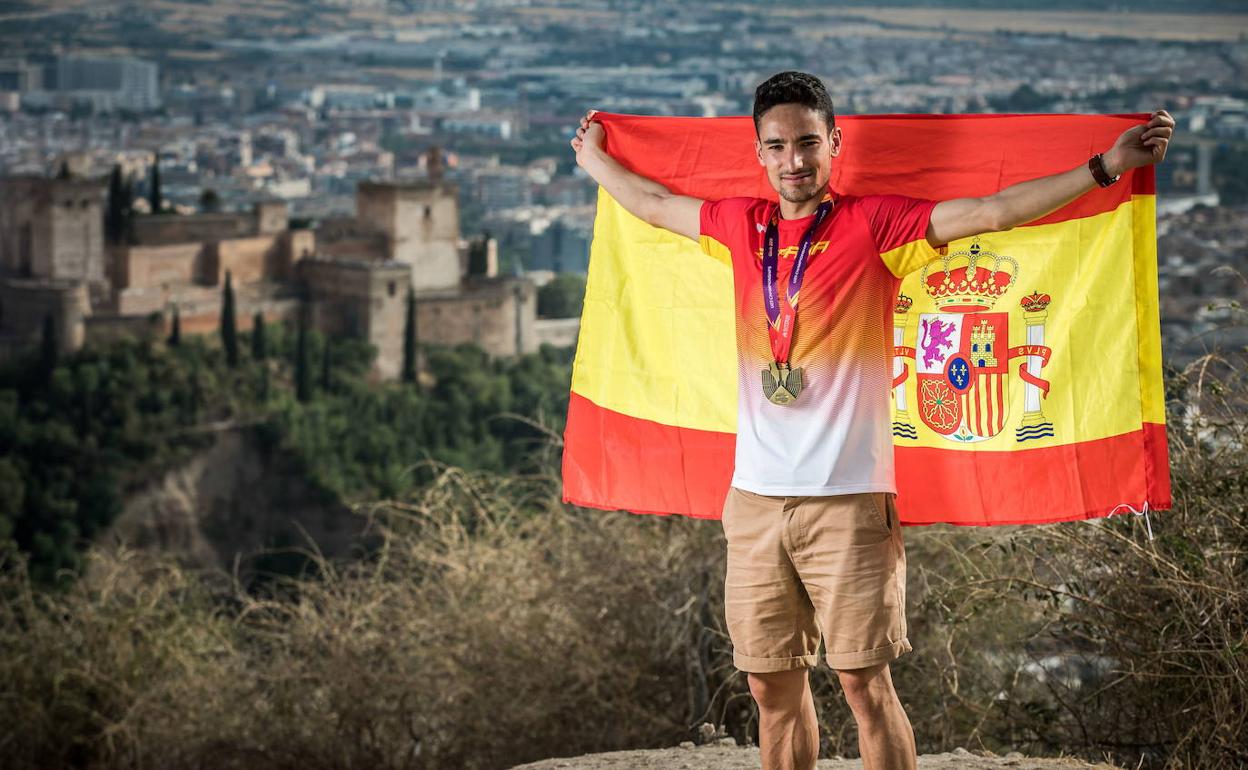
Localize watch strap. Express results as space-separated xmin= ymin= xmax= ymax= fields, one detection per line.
xmin=1088 ymin=153 xmax=1120 ymax=188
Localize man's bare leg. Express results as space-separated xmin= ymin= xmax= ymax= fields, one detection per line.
xmin=835 ymin=662 xmax=917 ymax=770
xmin=747 ymin=668 xmax=820 ymax=770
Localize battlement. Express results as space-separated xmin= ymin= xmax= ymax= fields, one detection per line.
xmin=130 ymin=201 xmax=289 ymax=246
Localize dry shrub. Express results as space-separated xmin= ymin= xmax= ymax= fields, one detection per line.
xmin=0 ymin=466 xmax=737 ymax=770
xmin=0 ymin=550 xmax=245 ymax=768
xmin=881 ymin=352 xmax=1248 ymax=769
xmin=1 ymin=357 xmax=1243 ymax=769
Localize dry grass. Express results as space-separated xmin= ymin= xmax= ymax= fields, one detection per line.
xmin=0 ymin=354 xmax=1243 ymax=769
xmin=0 ymin=468 xmax=730 ymax=769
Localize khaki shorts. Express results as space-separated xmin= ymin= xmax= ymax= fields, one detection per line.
xmin=720 ymin=487 xmax=911 ymax=673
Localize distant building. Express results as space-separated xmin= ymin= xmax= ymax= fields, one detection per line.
xmin=474 ymin=166 xmax=532 ymax=210
xmin=0 ymin=171 xmax=548 ymax=379
xmin=0 ymin=57 xmax=43 ymax=93
xmin=21 ymin=55 xmax=160 ymax=113
xmin=531 ymin=219 xmax=591 ymax=274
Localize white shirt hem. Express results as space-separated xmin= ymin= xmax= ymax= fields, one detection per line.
xmin=730 ymin=479 xmax=898 ymax=497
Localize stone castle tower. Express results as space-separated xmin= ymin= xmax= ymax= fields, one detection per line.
xmin=0 ymin=177 xmax=103 ymax=354
xmin=356 ymin=180 xmax=461 ymax=291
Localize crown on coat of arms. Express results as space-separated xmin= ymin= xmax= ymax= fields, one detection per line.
xmin=895 ymin=293 xmax=913 ymax=314
xmin=920 ymin=239 xmax=1018 ymax=312
xmin=1020 ymin=291 xmax=1052 ymax=312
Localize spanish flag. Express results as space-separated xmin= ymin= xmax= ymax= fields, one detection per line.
xmin=562 ymin=112 xmax=1172 ymax=526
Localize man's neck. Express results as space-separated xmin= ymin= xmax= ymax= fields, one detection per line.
xmin=778 ymin=185 xmax=831 ymax=220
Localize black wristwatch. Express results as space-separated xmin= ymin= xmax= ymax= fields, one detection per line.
xmin=1088 ymin=153 xmax=1120 ymax=188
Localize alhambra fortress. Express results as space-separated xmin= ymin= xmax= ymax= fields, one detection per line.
xmin=0 ymin=168 xmax=575 ymax=379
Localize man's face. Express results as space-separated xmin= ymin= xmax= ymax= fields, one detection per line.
xmin=754 ymin=104 xmax=842 ymax=205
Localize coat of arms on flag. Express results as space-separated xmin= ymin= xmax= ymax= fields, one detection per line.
xmin=892 ymin=239 xmax=1054 ymax=445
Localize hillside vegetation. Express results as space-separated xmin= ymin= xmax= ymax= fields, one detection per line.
xmin=0 ymin=337 xmax=1243 ymax=769
xmin=0 ymin=324 xmax=572 ymax=586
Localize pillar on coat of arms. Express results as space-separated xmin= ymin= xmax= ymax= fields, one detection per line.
xmin=1017 ymin=292 xmax=1055 ymax=442
xmin=892 ymin=294 xmax=918 ymax=440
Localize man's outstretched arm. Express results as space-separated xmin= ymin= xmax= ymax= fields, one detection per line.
xmin=925 ymin=109 xmax=1175 ymax=249
xmin=571 ymin=110 xmax=703 ymax=242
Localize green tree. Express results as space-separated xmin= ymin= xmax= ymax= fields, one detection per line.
xmin=39 ymin=314 xmax=58 ymax=383
xmin=105 ymin=165 xmax=125 ymax=244
xmin=199 ymin=188 xmax=221 ymax=213
xmin=402 ymin=289 xmax=417 ymax=384
xmin=168 ymin=305 xmax=181 ymax=346
xmin=149 ymin=153 xmax=163 ymax=214
xmin=0 ymin=458 xmax=23 ymax=545
xmin=221 ymin=271 xmax=238 ymax=367
xmin=989 ymin=83 xmax=1053 ymax=113
xmin=122 ymin=177 xmax=136 ymax=243
xmin=537 ymin=272 xmax=587 ymax=319
xmin=321 ymin=341 xmax=332 ymax=394
xmin=296 ymin=310 xmax=311 ymax=403
xmin=251 ymin=311 xmax=267 ymax=360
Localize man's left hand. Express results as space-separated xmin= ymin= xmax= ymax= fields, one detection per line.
xmin=1105 ymin=109 xmax=1175 ymax=177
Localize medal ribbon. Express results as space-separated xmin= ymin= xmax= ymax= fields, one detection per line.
xmin=762 ymin=195 xmax=834 ymax=365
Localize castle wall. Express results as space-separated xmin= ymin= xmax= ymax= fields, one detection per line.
xmin=254 ymin=200 xmax=288 ymax=236
xmin=216 ymin=236 xmax=283 ymax=285
xmin=115 ymin=230 xmax=299 ymax=307
xmin=415 ymin=277 xmax=537 ymax=358
xmin=116 ymin=242 xmax=208 ymax=289
xmin=317 ymin=235 xmax=386 ymax=262
xmin=299 ymin=257 xmax=410 ymax=380
xmin=533 ymin=318 xmax=580 ymax=349
xmin=172 ymin=289 xmax=303 ymax=337
xmin=0 ymin=276 xmax=90 ymax=355
xmin=131 ymin=213 xmax=253 ymax=245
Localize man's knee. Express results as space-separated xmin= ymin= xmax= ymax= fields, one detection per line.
xmin=747 ymin=668 xmax=810 ymax=713
xmin=835 ymin=662 xmax=894 ymax=718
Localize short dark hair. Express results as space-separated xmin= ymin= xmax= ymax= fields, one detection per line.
xmin=752 ymin=71 xmax=836 ymax=135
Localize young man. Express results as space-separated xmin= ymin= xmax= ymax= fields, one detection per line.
xmin=570 ymin=71 xmax=1173 ymax=770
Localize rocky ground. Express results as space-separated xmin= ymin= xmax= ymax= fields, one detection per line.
xmin=512 ymin=743 xmax=1122 ymax=770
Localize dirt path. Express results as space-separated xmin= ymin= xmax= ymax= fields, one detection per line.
xmin=512 ymin=744 xmax=1122 ymax=770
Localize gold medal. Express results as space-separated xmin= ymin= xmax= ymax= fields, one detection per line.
xmin=761 ymin=361 xmax=803 ymax=405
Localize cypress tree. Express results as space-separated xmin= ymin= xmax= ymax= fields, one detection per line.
xmin=39 ymin=313 xmax=58 ymax=382
xmin=251 ymin=311 xmax=266 ymax=360
xmin=168 ymin=305 xmax=181 ymax=346
xmin=121 ymin=177 xmax=136 ymax=244
xmin=149 ymin=153 xmax=163 ymax=214
xmin=320 ymin=340 xmax=332 ymax=393
xmin=189 ymin=358 xmax=203 ymax=415
xmin=221 ymin=270 xmax=238 ymax=367
xmin=402 ymin=288 xmax=417 ymax=384
xmin=295 ymin=309 xmax=311 ymax=403
xmin=105 ymin=165 xmax=123 ymax=244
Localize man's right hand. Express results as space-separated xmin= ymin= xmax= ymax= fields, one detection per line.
xmin=571 ymin=109 xmax=603 ymax=166
xmin=568 ymin=108 xmax=704 ymax=243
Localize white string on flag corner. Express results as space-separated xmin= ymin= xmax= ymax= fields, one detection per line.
xmin=1107 ymin=501 xmax=1155 ymax=541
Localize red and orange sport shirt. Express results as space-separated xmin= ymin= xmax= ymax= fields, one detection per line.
xmin=700 ymin=192 xmax=942 ymax=496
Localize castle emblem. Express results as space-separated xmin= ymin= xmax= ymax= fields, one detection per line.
xmin=891 ymin=239 xmax=1055 ymax=444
